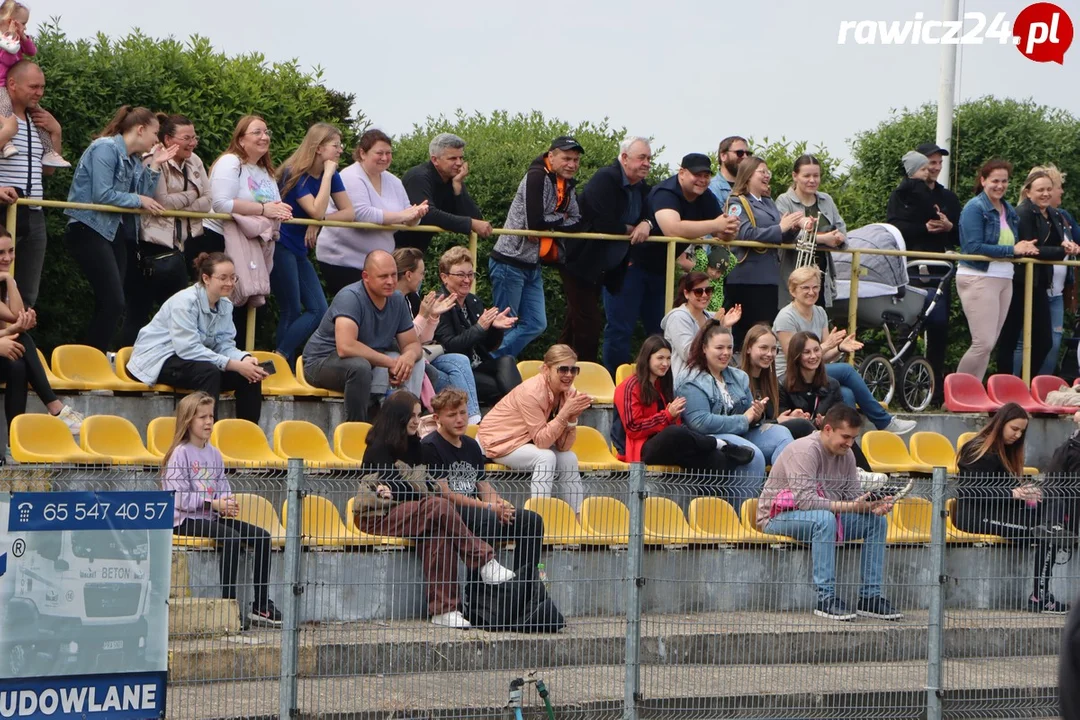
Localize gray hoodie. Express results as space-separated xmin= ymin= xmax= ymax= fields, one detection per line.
xmin=660 ymin=305 xmax=700 ymax=384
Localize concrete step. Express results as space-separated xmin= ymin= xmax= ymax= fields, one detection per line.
xmin=169 ymin=597 xmax=240 ymax=638
xmin=165 ymin=655 xmax=1059 ymax=719
xmin=165 ymin=609 xmax=1064 ymax=683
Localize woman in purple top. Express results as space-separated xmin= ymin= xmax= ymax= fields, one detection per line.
xmin=315 ymin=129 xmax=430 ymax=295
xmin=161 ymin=392 xmax=281 ymax=628
xmin=272 ymin=123 xmax=355 ymax=365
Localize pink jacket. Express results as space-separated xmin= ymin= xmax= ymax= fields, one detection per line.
xmin=223 ymin=214 xmax=277 ymax=308
xmin=477 ymin=374 xmax=577 ymax=459
xmin=0 ymin=35 xmax=35 ymax=85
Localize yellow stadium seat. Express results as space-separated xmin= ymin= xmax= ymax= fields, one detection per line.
xmin=688 ymin=496 xmax=787 ymax=544
xmin=523 ymin=497 xmax=607 ymax=546
xmin=295 ymin=356 xmax=343 ymax=398
xmin=210 ymin=419 xmax=287 ymax=469
xmin=52 ymin=345 xmax=152 ymax=392
xmin=956 ymin=432 xmax=1038 ymax=475
xmin=739 ymin=499 xmax=797 ymax=542
xmin=574 ymin=362 xmax=616 ymax=404
xmin=233 ymin=493 xmax=288 ymax=548
xmin=250 ymin=351 xmax=327 ymax=397
xmin=147 ymin=416 xmax=176 ymax=458
xmin=10 ymin=414 xmax=103 ymax=464
xmin=115 ymin=347 xmax=174 ymax=392
xmin=909 ymin=431 xmax=958 ymax=473
xmin=615 ymin=364 xmax=634 ymax=386
xmin=465 ymin=424 xmax=479 ymax=439
xmin=333 ymin=422 xmax=371 ymax=462
xmin=172 ymin=535 xmax=215 ymax=549
xmin=945 ymin=498 xmax=1002 ymax=544
xmin=643 ymin=496 xmax=711 ymax=544
xmin=572 ymin=426 xmax=629 ymax=471
xmin=273 ymin=420 xmax=353 ymax=468
xmin=887 ymin=497 xmax=932 ymax=543
xmin=579 ymin=496 xmax=631 ymax=545
xmin=860 ymin=431 xmax=933 ymax=474
xmin=516 ymin=360 xmax=543 ymax=381
xmin=337 ymin=496 xmax=414 ymax=547
xmin=36 ymin=348 xmax=83 ymax=392
xmin=80 ymin=415 xmax=159 ymax=465
xmin=282 ymin=494 xmax=365 ymax=547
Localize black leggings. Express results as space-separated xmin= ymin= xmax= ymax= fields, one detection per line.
xmin=121 ymin=242 xmax=189 ymax=347
xmin=157 ymin=355 xmax=263 ymax=425
xmin=318 ymin=261 xmax=363 ymax=298
xmin=473 ymin=356 xmax=522 ymax=405
xmin=64 ymin=221 xmax=127 ymax=352
xmin=0 ymin=333 xmax=58 ymax=432
xmin=176 ymin=517 xmax=272 ymax=608
xmin=724 ymin=283 xmax=779 ymax=350
xmin=457 ymin=505 xmax=543 ymax=577
xmin=997 ymin=278 xmax=1052 ymax=376
xmin=955 ymin=499 xmax=1058 ymax=599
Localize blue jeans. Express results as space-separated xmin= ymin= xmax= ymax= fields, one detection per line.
xmin=270 ymin=245 xmax=328 ymax=366
xmin=1013 ymin=293 xmax=1064 ymax=376
xmin=489 ymin=259 xmax=546 ymax=358
xmin=601 ymin=264 xmax=666 ymax=377
xmin=827 ymin=362 xmax=892 ymax=430
xmin=711 ymin=433 xmax=767 ymax=515
xmin=430 ymin=353 xmax=480 ymax=418
xmin=764 ymin=509 xmax=887 ymax=601
xmin=743 ymin=422 xmax=794 ymax=465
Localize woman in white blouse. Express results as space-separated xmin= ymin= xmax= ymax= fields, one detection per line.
xmin=315 ymin=129 xmax=429 ymax=296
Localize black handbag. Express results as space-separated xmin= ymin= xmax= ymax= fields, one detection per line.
xmin=137 ymin=245 xmax=187 ymax=279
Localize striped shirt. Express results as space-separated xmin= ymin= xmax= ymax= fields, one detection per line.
xmin=0 ymin=116 xmax=42 ymax=204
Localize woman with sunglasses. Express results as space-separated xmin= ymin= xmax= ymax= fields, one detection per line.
xmin=661 ymin=271 xmax=741 ymax=383
xmin=477 ymin=344 xmax=590 ymax=513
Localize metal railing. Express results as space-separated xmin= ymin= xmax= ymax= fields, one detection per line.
xmin=9 ymin=198 xmax=1078 ymax=382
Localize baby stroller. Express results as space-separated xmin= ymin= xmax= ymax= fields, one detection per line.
xmin=830 ymin=224 xmax=954 ymax=412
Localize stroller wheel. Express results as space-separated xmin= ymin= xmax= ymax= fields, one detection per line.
xmin=857 ymin=353 xmax=896 ymax=406
xmin=900 ymin=356 xmax=935 ymax=412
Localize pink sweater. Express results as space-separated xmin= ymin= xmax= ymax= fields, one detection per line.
xmin=0 ymin=35 xmax=36 ymax=86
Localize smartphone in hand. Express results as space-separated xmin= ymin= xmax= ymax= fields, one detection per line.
xmin=258 ymin=360 xmax=277 ymax=376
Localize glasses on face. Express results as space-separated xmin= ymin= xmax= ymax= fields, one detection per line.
xmin=212 ymin=274 xmax=238 ymax=283
xmin=732 ymin=149 xmax=752 ymax=158
xmin=798 ymin=285 xmax=821 ymax=293
xmin=173 ymin=135 xmax=199 ymax=144
xmin=555 ymin=366 xmax=581 ymax=376
xmin=324 ymin=142 xmax=343 ymax=150
xmin=447 ymin=271 xmax=475 ymax=280
xmin=245 ymin=129 xmax=272 ymax=139
xmin=690 ymin=286 xmax=714 ymax=297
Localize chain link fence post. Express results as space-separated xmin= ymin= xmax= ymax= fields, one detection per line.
xmin=927 ymin=466 xmax=948 ymax=720
xmin=279 ymin=458 xmax=305 ymax=719
xmin=624 ymin=462 xmax=646 ymax=720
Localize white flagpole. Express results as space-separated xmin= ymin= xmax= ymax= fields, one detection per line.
xmin=935 ymin=0 xmax=961 ymax=186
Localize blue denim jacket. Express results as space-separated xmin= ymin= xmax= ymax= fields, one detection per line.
xmin=64 ymin=135 xmax=160 ymax=241
xmin=958 ymin=191 xmax=1020 ymax=271
xmin=676 ymin=366 xmax=754 ymax=436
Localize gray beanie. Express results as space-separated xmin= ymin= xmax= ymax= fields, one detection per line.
xmin=902 ymin=151 xmax=929 ymax=177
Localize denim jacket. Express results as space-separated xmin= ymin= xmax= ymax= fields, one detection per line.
xmin=958 ymin=191 xmax=1020 ymax=271
xmin=676 ymin=366 xmax=754 ymax=436
xmin=127 ymin=284 xmax=249 ymax=385
xmin=64 ymin=135 xmax=160 ymax=242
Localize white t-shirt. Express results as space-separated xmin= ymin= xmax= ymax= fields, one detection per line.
xmin=957 ymin=210 xmax=1015 ymax=280
xmin=203 ymin=153 xmax=281 ymax=235
xmin=771 ymin=303 xmax=829 ymax=380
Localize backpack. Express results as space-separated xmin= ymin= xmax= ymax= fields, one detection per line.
xmin=463 ymin=571 xmax=565 ymax=633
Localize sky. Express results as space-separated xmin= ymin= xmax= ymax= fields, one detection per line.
xmin=34 ymin=0 xmax=1080 ymax=167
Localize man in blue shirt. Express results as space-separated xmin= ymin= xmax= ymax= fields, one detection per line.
xmin=708 ymin=135 xmax=750 ymax=207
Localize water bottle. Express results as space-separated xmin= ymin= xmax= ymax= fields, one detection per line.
xmin=537 ymin=562 xmax=549 ymax=591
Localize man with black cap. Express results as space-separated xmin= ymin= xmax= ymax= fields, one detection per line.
xmin=887 ymin=142 xmax=961 ymax=404
xmin=601 ymin=152 xmax=738 ymax=376
xmin=489 ymin=136 xmax=585 ymax=359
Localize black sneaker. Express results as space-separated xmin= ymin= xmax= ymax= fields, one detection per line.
xmin=1028 ymin=594 xmax=1070 ymax=615
xmin=856 ymin=595 xmax=904 ymax=620
xmin=814 ymin=597 xmax=856 ymax=621
xmin=249 ymin=601 xmax=283 ymax=627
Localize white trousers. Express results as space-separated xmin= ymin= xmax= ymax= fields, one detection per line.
xmin=492 ymin=443 xmax=585 ymax=513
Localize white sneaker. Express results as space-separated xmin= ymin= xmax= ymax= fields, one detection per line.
xmin=54 ymin=405 xmax=84 ymax=435
xmin=431 ymin=610 xmax=471 ymax=629
xmin=1 ymin=142 xmax=17 ymax=159
xmin=479 ymin=558 xmax=515 ymax=585
xmin=41 ymin=151 xmax=71 ymax=168
xmin=885 ymin=418 xmax=917 ymax=435
xmin=857 ymin=468 xmax=889 ymax=491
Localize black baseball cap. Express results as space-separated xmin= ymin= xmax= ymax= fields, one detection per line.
xmin=550 ymin=136 xmax=584 ymax=153
xmin=680 ymin=153 xmax=713 ymax=174
xmin=916 ymin=142 xmax=950 ymax=157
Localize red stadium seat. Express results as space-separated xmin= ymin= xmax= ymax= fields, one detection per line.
xmin=1031 ymin=375 xmax=1078 ymax=409
xmin=943 ymin=373 xmax=999 ymax=413
xmin=986 ymin=374 xmax=1070 ymax=415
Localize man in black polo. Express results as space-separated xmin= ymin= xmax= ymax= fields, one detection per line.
xmin=396 ymin=132 xmax=492 ymax=252
xmin=561 ymin=135 xmax=653 ymax=364
xmin=886 ymin=142 xmax=961 ymax=404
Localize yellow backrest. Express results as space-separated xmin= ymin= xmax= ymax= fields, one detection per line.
xmin=643 ymin=496 xmax=693 ymax=537
xmin=114 ymin=347 xmax=138 ymax=382
xmin=580 ymin=496 xmax=630 ymax=538
xmin=572 ymin=426 xmax=620 ymax=465
xmin=517 ymin=360 xmax=543 ymax=381
xmin=574 ymin=362 xmax=616 ymax=403
xmin=894 ymin=497 xmax=933 ymax=534
xmin=274 ymin=420 xmax=335 ymax=460
xmin=465 ymin=424 xmax=479 ymax=439
xmin=523 ymin=497 xmax=588 ymax=544
xmin=741 ymin=498 xmax=764 ymax=532
xmin=615 ymin=364 xmax=634 ymax=386
xmin=251 ymin=350 xmax=301 ymax=391
xmin=861 ymin=431 xmax=914 ymax=465
xmin=10 ymin=414 xmax=85 ymax=458
xmin=52 ymin=344 xmax=122 ymax=384
xmin=909 ymin=432 xmax=957 ymax=470
xmin=334 ymin=422 xmax=371 ymax=461
xmin=688 ymin=497 xmax=743 ymax=536
xmin=298 ymin=494 xmax=350 ymax=544
xmin=81 ymin=415 xmax=150 ymax=457
xmin=956 ymin=432 xmax=977 ymax=450
xmin=211 ymin=419 xmax=278 ymax=462
xmin=234 ymin=493 xmax=286 ymax=539
xmin=147 ymin=417 xmax=176 ymax=458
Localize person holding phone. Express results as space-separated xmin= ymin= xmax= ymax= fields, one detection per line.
xmin=128 ymin=251 xmax=266 ymax=424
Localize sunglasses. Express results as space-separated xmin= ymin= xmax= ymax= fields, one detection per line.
xmin=732 ymin=149 xmax=752 ymax=158
xmin=555 ymin=366 xmax=581 ymax=376
xmin=690 ymin=286 xmax=715 ymax=297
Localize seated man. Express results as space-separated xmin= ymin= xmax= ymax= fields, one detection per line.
xmin=421 ymin=388 xmax=543 ymax=578
xmin=757 ymin=404 xmax=902 ymax=622
xmin=301 ymin=249 xmax=423 ymax=422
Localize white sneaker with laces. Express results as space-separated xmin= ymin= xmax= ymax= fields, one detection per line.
xmin=430 ymin=610 xmax=471 ymax=629
xmin=55 ymin=405 xmax=84 ymax=435
xmin=479 ymin=558 xmax=515 ymax=585
xmin=41 ymin=152 xmax=71 ymax=168
xmin=885 ymin=418 xmax=917 ymax=435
